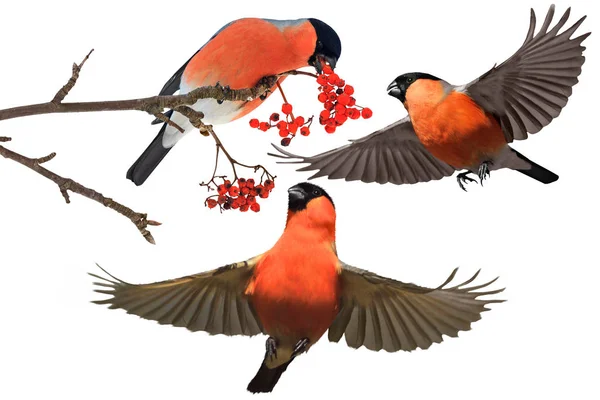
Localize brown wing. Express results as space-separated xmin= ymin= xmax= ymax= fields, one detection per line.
xmin=90 ymin=256 xmax=264 ymax=336
xmin=464 ymin=5 xmax=590 ymax=142
xmin=328 ymin=263 xmax=504 ymax=352
xmin=268 ymin=117 xmax=456 ymax=184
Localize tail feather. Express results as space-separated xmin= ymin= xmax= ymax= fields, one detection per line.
xmin=126 ymin=123 xmax=172 ymax=186
xmin=247 ymin=359 xmax=293 ymax=394
xmin=512 ymin=150 xmax=559 ymax=184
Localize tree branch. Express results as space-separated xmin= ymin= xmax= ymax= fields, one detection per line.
xmin=0 ymin=136 xmax=160 ymax=244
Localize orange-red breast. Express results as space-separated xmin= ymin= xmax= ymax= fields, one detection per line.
xmin=273 ymin=5 xmax=589 ymax=190
xmin=91 ymin=182 xmax=503 ymax=393
xmin=127 ymin=18 xmax=341 ymax=186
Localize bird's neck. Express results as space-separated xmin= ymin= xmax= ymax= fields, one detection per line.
xmin=282 ymin=209 xmax=336 ymax=245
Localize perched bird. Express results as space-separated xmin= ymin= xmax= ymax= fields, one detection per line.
xmin=271 ymin=5 xmax=589 ymax=190
xmin=91 ymin=182 xmax=503 ymax=393
xmin=127 ymin=18 xmax=341 ymax=186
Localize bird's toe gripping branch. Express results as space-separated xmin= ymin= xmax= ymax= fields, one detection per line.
xmin=265 ymin=337 xmax=278 ymax=362
xmin=291 ymin=338 xmax=310 ymax=358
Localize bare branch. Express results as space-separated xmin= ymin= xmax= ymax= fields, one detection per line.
xmin=52 ymin=49 xmax=95 ymax=104
xmin=0 ymin=137 xmax=160 ymax=244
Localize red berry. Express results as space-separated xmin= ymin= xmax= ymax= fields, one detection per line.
xmin=327 ymin=92 xmax=337 ymax=102
xmin=348 ymin=97 xmax=356 ymax=107
xmin=276 ymin=121 xmax=287 ymax=130
xmin=322 ymin=85 xmax=333 ymax=93
xmin=294 ymin=116 xmax=305 ymax=126
xmin=325 ymin=125 xmax=336 ymax=134
xmin=324 ymin=101 xmax=334 ymax=111
xmin=317 ymin=92 xmax=328 ymax=103
xmin=206 ymin=199 xmax=218 ymax=209
xmin=259 ymin=190 xmax=269 ymax=199
xmin=247 ymin=195 xmax=257 ymax=205
xmin=250 ymin=203 xmax=261 ymax=212
xmin=228 ymin=186 xmax=240 ymax=197
xmin=322 ymin=65 xmax=334 ymax=74
xmin=240 ymin=204 xmax=249 ymax=212
xmin=217 ymin=184 xmax=227 ymax=195
xmin=288 ymin=123 xmax=298 ymax=134
xmin=241 ymin=187 xmax=250 ymax=195
xmin=270 ymin=113 xmax=280 ymax=121
xmin=320 ymin=110 xmax=331 ymax=120
xmin=316 ymin=75 xmax=328 ymax=85
xmin=231 ymin=201 xmax=240 ymax=209
xmin=237 ymin=196 xmax=247 ymax=206
xmin=344 ymin=85 xmax=354 ymax=95
xmin=300 ymin=126 xmax=310 ymax=136
xmin=279 ymin=129 xmax=289 ymax=137
xmin=259 ymin=122 xmax=269 ymax=131
xmin=362 ymin=108 xmax=373 ymax=119
xmin=281 ymin=137 xmax=291 ymax=146
xmin=334 ymin=103 xmax=346 ymax=114
xmin=217 ymin=195 xmax=227 ymax=205
xmin=336 ymin=79 xmax=345 ymax=87
xmin=335 ymin=113 xmax=348 ymax=124
xmin=238 ymin=178 xmax=247 ymax=188
xmin=264 ymin=179 xmax=274 ymax=189
xmin=281 ymin=103 xmax=293 ymax=115
xmin=249 ymin=118 xmax=259 ymax=128
xmin=337 ymin=94 xmax=351 ymax=106
xmin=246 ymin=179 xmax=255 ymax=188
xmin=348 ymin=108 xmax=361 ymax=120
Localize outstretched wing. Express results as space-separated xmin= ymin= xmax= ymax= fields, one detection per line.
xmin=328 ymin=264 xmax=504 ymax=352
xmin=269 ymin=117 xmax=456 ymax=185
xmin=90 ymin=256 xmax=264 ymax=336
xmin=464 ymin=5 xmax=590 ymax=142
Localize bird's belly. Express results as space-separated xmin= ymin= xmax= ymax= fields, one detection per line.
xmin=411 ymin=95 xmax=506 ymax=168
xmin=250 ymin=259 xmax=339 ymax=343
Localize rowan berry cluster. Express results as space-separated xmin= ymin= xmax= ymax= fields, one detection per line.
xmin=249 ymin=103 xmax=313 ymax=147
xmin=316 ymin=65 xmax=372 ymax=134
xmin=205 ymin=178 xmax=275 ymax=213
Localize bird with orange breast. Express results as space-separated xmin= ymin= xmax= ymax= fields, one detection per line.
xmin=91 ymin=182 xmax=503 ymax=393
xmin=272 ymin=5 xmax=589 ymax=190
xmin=127 ymin=18 xmax=341 ymax=186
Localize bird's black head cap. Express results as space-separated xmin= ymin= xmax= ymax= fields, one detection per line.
xmin=387 ymin=72 xmax=441 ymax=103
xmin=288 ymin=182 xmax=334 ymax=212
xmin=308 ymin=18 xmax=342 ymax=73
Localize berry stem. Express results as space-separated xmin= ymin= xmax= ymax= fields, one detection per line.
xmin=276 ymin=81 xmax=295 ymax=121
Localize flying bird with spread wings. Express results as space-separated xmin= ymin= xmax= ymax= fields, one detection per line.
xmin=91 ymin=182 xmax=503 ymax=393
xmin=271 ymin=5 xmax=589 ymax=190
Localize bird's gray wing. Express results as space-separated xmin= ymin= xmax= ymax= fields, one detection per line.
xmin=328 ymin=263 xmax=504 ymax=352
xmin=90 ymin=255 xmax=264 ymax=336
xmin=269 ymin=117 xmax=456 ymax=185
xmin=463 ymin=5 xmax=590 ymax=142
xmin=151 ymin=20 xmax=236 ymax=124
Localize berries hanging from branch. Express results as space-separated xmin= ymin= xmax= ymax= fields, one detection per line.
xmin=248 ymin=64 xmax=372 ymax=146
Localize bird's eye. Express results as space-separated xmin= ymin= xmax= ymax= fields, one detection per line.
xmin=407 ymin=77 xmax=414 ymax=83
xmin=313 ymin=189 xmax=320 ymax=196
xmin=316 ymin=40 xmax=323 ymax=50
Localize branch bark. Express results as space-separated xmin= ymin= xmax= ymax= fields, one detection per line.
xmin=0 ymin=137 xmax=160 ymax=244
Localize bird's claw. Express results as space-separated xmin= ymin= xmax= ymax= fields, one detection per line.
xmin=478 ymin=161 xmax=492 ymax=185
xmin=457 ymin=171 xmax=477 ymax=192
xmin=291 ymin=338 xmax=309 ymax=358
xmin=265 ymin=337 xmax=278 ymax=362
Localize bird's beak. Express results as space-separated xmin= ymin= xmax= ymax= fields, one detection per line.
xmin=387 ymin=81 xmax=404 ymax=102
xmin=288 ymin=185 xmax=307 ymax=202
xmin=311 ymin=55 xmax=338 ymax=74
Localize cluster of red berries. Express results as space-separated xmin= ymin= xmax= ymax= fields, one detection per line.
xmin=316 ymin=65 xmax=372 ymax=134
xmin=249 ymin=103 xmax=313 ymax=147
xmin=205 ymin=178 xmax=275 ymax=212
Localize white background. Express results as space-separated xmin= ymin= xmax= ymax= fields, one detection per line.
xmin=1 ymin=0 xmax=598 ymax=398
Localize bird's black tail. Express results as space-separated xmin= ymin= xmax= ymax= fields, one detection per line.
xmin=247 ymin=359 xmax=294 ymax=394
xmin=512 ymin=149 xmax=559 ymax=184
xmin=126 ymin=123 xmax=172 ymax=186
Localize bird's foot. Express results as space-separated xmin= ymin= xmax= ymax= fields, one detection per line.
xmin=457 ymin=171 xmax=477 ymax=192
xmin=216 ymin=84 xmax=231 ymax=105
xmin=291 ymin=338 xmax=310 ymax=358
xmin=258 ymin=76 xmax=279 ymax=100
xmin=478 ymin=161 xmax=493 ymax=185
xmin=265 ymin=337 xmax=278 ymax=362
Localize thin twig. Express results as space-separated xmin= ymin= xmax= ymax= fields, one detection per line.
xmin=0 ymin=136 xmax=160 ymax=244
xmin=52 ymin=49 xmax=95 ymax=104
